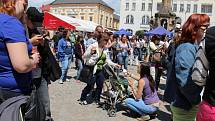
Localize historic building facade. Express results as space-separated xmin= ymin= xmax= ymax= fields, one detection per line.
xmin=120 ymin=0 xmax=215 ymax=34
xmin=50 ymin=0 xmax=119 ymax=30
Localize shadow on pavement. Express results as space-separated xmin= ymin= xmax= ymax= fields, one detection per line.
xmin=157 ymin=110 xmax=172 ymax=121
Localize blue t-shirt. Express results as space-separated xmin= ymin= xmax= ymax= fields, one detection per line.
xmin=0 ymin=14 xmax=32 ymax=93
xmin=57 ymin=38 xmax=72 ymax=61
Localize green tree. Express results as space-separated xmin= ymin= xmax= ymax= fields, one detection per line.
xmin=135 ymin=30 xmax=145 ymax=38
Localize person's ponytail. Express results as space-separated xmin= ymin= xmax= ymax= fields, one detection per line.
xmin=147 ymin=75 xmax=156 ymax=93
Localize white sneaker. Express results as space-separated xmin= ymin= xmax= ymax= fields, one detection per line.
xmin=66 ymin=79 xmax=70 ymax=82
xmin=58 ymin=80 xmax=63 ymax=84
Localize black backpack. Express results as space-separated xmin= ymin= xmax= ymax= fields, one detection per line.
xmin=0 ymin=96 xmax=29 ymax=121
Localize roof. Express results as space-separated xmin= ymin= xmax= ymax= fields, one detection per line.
xmin=51 ymin=0 xmax=113 ymax=10
xmin=113 ymin=14 xmax=120 ymax=20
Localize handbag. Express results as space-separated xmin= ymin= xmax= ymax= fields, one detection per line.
xmin=192 ymin=41 xmax=209 ymax=86
xmin=79 ymin=50 xmax=104 ymax=83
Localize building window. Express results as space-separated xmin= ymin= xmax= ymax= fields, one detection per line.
xmin=132 ymin=3 xmax=136 ymax=11
xmin=141 ymin=15 xmax=150 ymax=25
xmin=186 ymin=4 xmax=191 ymax=12
xmin=201 ymin=4 xmax=213 ymax=13
xmin=126 ymin=15 xmax=130 ymax=24
xmin=193 ymin=4 xmax=198 ymax=13
xmin=125 ymin=3 xmax=129 ymax=10
xmin=180 ymin=4 xmax=184 ymax=12
xmin=125 ymin=15 xmax=134 ymax=24
xmin=100 ymin=15 xmax=103 ymax=25
xmin=173 ymin=4 xmax=177 ymax=12
xmin=142 ymin=16 xmax=146 ymax=25
xmin=89 ymin=16 xmax=93 ymax=21
xmin=130 ymin=15 xmax=134 ymax=24
xmin=148 ymin=3 xmax=152 ymax=11
xmin=110 ymin=19 xmax=112 ymax=27
xmin=157 ymin=2 xmax=162 ymax=11
xmin=81 ymin=16 xmax=84 ymax=20
xmin=146 ymin=16 xmax=150 ymax=24
xmin=142 ymin=3 xmax=145 ymax=11
xmin=106 ymin=17 xmax=108 ymax=27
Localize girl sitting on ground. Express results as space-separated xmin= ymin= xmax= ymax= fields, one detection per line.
xmin=125 ymin=62 xmax=160 ymax=121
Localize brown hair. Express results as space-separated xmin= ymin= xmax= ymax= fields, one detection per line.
xmin=140 ymin=62 xmax=156 ymax=93
xmin=180 ymin=14 xmax=210 ymax=43
xmin=97 ymin=32 xmax=110 ymax=44
xmin=0 ymin=0 xmax=16 ymax=16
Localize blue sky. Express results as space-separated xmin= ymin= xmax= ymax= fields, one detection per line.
xmin=29 ymin=0 xmax=120 ymax=14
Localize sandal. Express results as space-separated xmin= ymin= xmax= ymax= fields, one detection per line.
xmin=137 ymin=115 xmax=150 ymax=121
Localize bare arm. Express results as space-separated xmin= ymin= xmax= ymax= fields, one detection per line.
xmin=6 ymin=42 xmax=39 ymax=73
xmin=130 ymin=73 xmax=140 ymax=81
xmin=128 ymin=78 xmax=145 ymax=99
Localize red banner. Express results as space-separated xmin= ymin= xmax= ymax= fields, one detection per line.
xmin=43 ymin=12 xmax=76 ymax=30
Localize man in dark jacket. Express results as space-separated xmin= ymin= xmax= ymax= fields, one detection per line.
xmin=26 ymin=7 xmax=56 ymax=121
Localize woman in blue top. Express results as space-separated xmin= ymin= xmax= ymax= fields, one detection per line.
xmin=117 ymin=34 xmax=131 ymax=70
xmin=0 ymin=0 xmax=40 ymax=100
xmin=171 ymin=14 xmax=210 ymax=121
xmin=58 ymin=30 xmax=73 ymax=84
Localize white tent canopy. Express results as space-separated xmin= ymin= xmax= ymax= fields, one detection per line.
xmin=49 ymin=12 xmax=98 ymax=32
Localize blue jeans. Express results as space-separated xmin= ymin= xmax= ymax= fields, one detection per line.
xmin=125 ymin=98 xmax=158 ymax=115
xmin=60 ymin=54 xmax=71 ymax=81
xmin=76 ymin=59 xmax=83 ymax=80
xmin=37 ymin=78 xmax=52 ymax=120
xmin=118 ymin=56 xmax=128 ymax=70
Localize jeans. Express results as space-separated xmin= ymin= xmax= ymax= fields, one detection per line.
xmin=118 ymin=55 xmax=128 ymax=70
xmin=60 ymin=54 xmax=71 ymax=81
xmin=76 ymin=59 xmax=83 ymax=80
xmin=71 ymin=48 xmax=74 ymax=62
xmin=80 ymin=70 xmax=105 ymax=101
xmin=125 ymin=98 xmax=158 ymax=115
xmin=36 ymin=78 xmax=52 ymax=120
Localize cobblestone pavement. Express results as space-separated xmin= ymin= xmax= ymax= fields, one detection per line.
xmin=49 ymin=64 xmax=172 ymax=121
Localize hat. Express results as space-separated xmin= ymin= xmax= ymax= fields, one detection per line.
xmin=26 ymin=7 xmax=44 ymax=23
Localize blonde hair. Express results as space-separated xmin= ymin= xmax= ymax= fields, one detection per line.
xmin=0 ymin=0 xmax=16 ymax=16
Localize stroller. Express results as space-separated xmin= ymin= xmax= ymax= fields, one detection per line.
xmin=101 ymin=64 xmax=129 ymax=117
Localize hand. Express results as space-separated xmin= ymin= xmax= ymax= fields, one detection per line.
xmin=114 ymin=64 xmax=121 ymax=69
xmin=124 ymin=71 xmax=131 ymax=77
xmin=31 ymin=53 xmax=40 ymax=68
xmin=90 ymin=47 xmax=96 ymax=55
xmin=30 ymin=35 xmax=43 ymax=46
xmin=127 ymin=48 xmax=131 ymax=51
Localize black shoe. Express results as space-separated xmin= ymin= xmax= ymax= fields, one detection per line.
xmin=79 ymin=100 xmax=88 ymax=105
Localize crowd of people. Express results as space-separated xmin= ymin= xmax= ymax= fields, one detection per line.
xmin=0 ymin=0 xmax=215 ymax=121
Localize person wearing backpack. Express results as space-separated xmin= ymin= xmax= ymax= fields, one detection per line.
xmin=170 ymin=14 xmax=210 ymax=121
xmin=195 ymin=26 xmax=215 ymax=121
